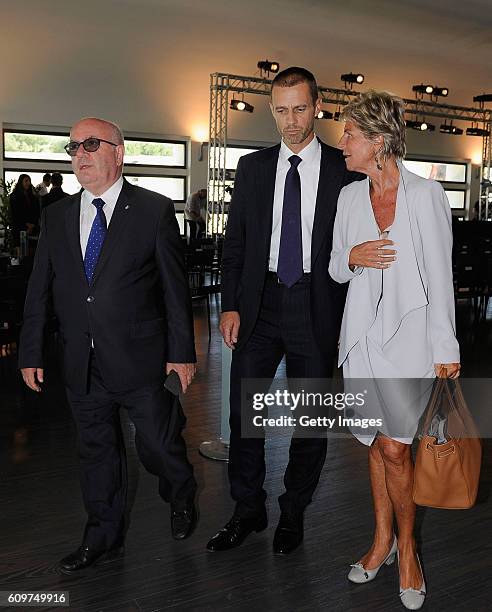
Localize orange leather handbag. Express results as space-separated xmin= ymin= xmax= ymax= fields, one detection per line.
xmin=413 ymin=374 xmax=481 ymax=509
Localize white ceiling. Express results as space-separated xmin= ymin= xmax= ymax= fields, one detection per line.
xmin=108 ymin=0 xmax=492 ymax=105
xmin=1 ymin=0 xmax=491 ymax=137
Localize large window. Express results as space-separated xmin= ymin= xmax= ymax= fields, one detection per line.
xmin=445 ymin=190 xmax=466 ymax=210
xmin=208 ymin=144 xmax=264 ymax=172
xmin=402 ymin=159 xmax=467 ymax=183
xmin=3 ymin=130 xmax=69 ymax=163
xmin=225 ymin=146 xmax=262 ymax=170
xmin=126 ymin=175 xmax=186 ymax=202
xmin=208 ymin=144 xmax=265 ymax=204
xmin=4 ymin=170 xmax=80 ymax=195
xmin=124 ymin=138 xmax=186 ymax=168
xmin=402 ymin=157 xmax=469 ymax=214
xmin=4 ymin=171 xmax=186 ymax=203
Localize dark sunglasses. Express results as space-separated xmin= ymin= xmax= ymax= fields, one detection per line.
xmin=64 ymin=137 xmax=118 ymax=156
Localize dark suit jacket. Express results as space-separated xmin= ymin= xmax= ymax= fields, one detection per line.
xmin=41 ymin=186 xmax=68 ymax=209
xmin=19 ymin=179 xmax=196 ymax=394
xmin=221 ymin=139 xmax=364 ymax=357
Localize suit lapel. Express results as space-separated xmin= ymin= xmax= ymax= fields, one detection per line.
xmin=90 ymin=180 xmax=133 ymax=286
xmin=311 ymin=141 xmax=343 ymax=265
xmin=258 ymin=144 xmax=280 ymax=261
xmin=65 ymin=191 xmax=88 ymax=287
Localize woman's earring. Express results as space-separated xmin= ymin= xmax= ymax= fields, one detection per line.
xmin=375 ymin=152 xmax=382 ymax=171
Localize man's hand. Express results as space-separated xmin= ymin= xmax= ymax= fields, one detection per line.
xmin=21 ymin=367 xmax=44 ymax=392
xmin=166 ymin=362 xmax=196 ymax=393
xmin=435 ymin=363 xmax=461 ymax=379
xmin=220 ymin=311 xmax=240 ymax=349
xmin=349 ymin=239 xmax=396 ymax=270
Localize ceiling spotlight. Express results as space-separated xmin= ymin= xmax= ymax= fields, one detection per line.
xmin=433 ymin=87 xmax=449 ymax=97
xmin=473 ymin=94 xmax=492 ymax=103
xmin=341 ymin=72 xmax=364 ymax=87
xmin=466 ymin=126 xmax=490 ymax=137
xmin=440 ymin=122 xmax=463 ymax=135
xmin=316 ymin=110 xmax=333 ymax=120
xmin=406 ymin=119 xmax=435 ymax=131
xmin=257 ymin=60 xmax=280 ymax=74
xmin=230 ymin=99 xmax=254 ymax=113
xmin=412 ymin=84 xmax=434 ymax=95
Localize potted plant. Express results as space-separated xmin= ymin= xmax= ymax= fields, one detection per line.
xmin=0 ymin=178 xmax=15 ymax=255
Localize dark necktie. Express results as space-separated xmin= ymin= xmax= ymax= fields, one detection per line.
xmin=277 ymin=154 xmax=303 ymax=287
xmin=84 ymin=198 xmax=107 ymax=283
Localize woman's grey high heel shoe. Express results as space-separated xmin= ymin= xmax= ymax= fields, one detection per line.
xmin=398 ymin=550 xmax=426 ymax=610
xmin=348 ymin=535 xmax=398 ymax=583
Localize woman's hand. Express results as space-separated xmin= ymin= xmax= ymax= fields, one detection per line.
xmin=434 ymin=363 xmax=461 ymax=379
xmin=349 ymin=239 xmax=396 ymax=270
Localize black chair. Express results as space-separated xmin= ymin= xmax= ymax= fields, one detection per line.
xmin=453 ymin=251 xmax=482 ymax=322
xmin=478 ymin=250 xmax=492 ymax=320
xmin=0 ymin=275 xmax=26 ymax=383
xmin=185 ymin=250 xmax=220 ymax=342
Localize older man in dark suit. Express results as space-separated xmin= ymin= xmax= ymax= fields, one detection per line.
xmin=207 ymin=67 xmax=364 ymax=555
xmin=19 ymin=117 xmax=197 ymax=573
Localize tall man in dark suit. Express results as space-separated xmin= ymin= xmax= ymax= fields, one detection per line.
xmin=207 ymin=68 xmax=363 ymax=555
xmin=19 ymin=117 xmax=198 ymax=573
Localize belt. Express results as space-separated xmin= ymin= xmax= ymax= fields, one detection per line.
xmin=266 ymin=271 xmax=311 ymax=286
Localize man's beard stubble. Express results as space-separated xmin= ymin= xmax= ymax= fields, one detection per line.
xmin=282 ymin=125 xmax=313 ymax=146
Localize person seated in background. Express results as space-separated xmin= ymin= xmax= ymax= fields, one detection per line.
xmin=41 ymin=172 xmax=68 ymax=209
xmin=34 ymin=172 xmax=52 ymax=197
xmin=10 ymin=174 xmax=40 ymax=252
xmin=184 ymin=188 xmax=207 ymax=239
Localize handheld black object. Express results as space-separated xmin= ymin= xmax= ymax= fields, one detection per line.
xmin=164 ymin=370 xmax=182 ymax=395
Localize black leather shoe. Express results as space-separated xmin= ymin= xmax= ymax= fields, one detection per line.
xmin=273 ymin=512 xmax=304 ymax=555
xmin=58 ymin=543 xmax=124 ymax=574
xmin=171 ymin=502 xmax=198 ymax=540
xmin=206 ymin=511 xmax=268 ymax=552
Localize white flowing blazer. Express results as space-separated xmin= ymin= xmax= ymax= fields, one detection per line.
xmin=329 ymin=160 xmax=460 ymax=369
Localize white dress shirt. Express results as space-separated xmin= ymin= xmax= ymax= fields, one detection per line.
xmin=268 ymin=135 xmax=321 ymax=273
xmin=80 ymin=176 xmax=124 ymax=256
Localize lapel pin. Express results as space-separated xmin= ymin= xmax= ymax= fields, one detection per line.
xmin=124 ymin=204 xmax=130 ymax=210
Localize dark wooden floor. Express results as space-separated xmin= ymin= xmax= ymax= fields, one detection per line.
xmin=1 ymin=297 xmax=491 ymax=612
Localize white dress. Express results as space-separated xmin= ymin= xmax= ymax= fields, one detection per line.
xmin=329 ymin=163 xmax=459 ymax=446
xmin=342 ymin=226 xmax=434 ymax=445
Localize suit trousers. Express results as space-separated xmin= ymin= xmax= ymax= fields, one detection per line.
xmin=66 ymin=350 xmax=196 ymax=550
xmin=229 ymin=273 xmax=333 ymax=518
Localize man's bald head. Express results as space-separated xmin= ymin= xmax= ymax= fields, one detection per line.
xmin=71 ymin=117 xmax=124 ymax=144
xmin=70 ymin=117 xmax=125 ymax=196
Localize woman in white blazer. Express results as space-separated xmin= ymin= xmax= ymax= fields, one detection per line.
xmin=329 ymin=91 xmax=460 ymax=610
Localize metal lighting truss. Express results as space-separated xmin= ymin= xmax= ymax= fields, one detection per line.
xmin=208 ymin=73 xmax=492 ymax=232
xmin=482 ymin=132 xmax=491 ymax=220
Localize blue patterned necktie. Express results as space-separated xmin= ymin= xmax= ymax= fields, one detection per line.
xmin=84 ymin=198 xmax=107 ymax=283
xmin=277 ymin=154 xmax=303 ymax=287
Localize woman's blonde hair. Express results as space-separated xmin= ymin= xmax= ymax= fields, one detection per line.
xmin=341 ymin=90 xmax=406 ymax=160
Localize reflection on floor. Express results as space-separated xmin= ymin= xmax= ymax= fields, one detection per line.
xmin=0 ymin=298 xmax=491 ymax=611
